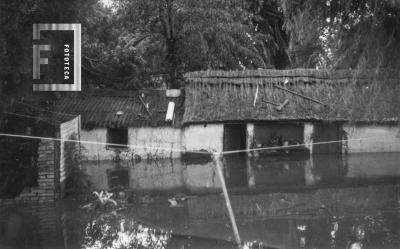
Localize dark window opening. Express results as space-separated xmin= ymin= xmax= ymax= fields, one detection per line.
xmin=107 ymin=128 xmax=128 ymax=148
xmin=253 ymin=123 xmax=305 ymax=155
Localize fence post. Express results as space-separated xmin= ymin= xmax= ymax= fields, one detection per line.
xmin=213 ymin=152 xmax=241 ymax=246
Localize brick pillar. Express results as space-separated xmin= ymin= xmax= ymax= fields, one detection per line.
xmin=37 ymin=139 xmax=58 ymax=202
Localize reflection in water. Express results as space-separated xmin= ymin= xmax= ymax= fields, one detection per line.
xmin=107 ymin=169 xmax=129 ymax=190
xmin=297 ymin=213 xmax=399 ymax=249
xmin=0 ymin=185 xmax=399 ymax=249
xmin=83 ymin=213 xmax=171 ymax=249
xmin=83 ymin=152 xmax=400 ymax=193
xmin=1 ymin=203 xmax=398 ymax=249
xmin=2 ymin=153 xmax=397 ymax=248
xmin=224 ymin=153 xmax=248 ymax=188
xmin=250 ymin=153 xmax=311 ymax=188
xmin=83 ymin=159 xmax=222 ymax=193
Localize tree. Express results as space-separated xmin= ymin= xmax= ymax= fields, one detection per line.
xmin=80 ymin=1 xmax=148 ymax=90
xmin=280 ymin=0 xmax=400 ymax=72
xmin=248 ymin=0 xmax=291 ymax=69
xmin=113 ymin=0 xmax=272 ymax=88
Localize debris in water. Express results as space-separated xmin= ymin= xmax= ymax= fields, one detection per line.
xmin=168 ymin=197 xmax=183 ymax=207
xmin=93 ymin=191 xmax=118 ymax=206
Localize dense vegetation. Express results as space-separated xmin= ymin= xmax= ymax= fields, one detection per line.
xmin=0 ymin=0 xmax=398 ymax=129
xmin=1 ymin=0 xmax=399 ymax=94
xmin=281 ymin=0 xmax=400 ymax=72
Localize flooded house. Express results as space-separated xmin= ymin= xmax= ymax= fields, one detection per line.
xmin=55 ymin=89 xmax=184 ymax=161
xmin=53 ymin=69 xmax=400 ymax=193
xmin=2 ymin=69 xmax=399 ymax=249
xmin=182 ymin=69 xmax=400 ymax=190
xmin=54 ymin=89 xmax=188 ymax=192
xmin=183 ymin=69 xmax=400 ymax=154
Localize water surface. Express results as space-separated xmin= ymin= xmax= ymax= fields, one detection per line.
xmin=1 ymin=152 xmax=399 ymax=249
xmin=82 ymin=152 xmax=400 ymax=193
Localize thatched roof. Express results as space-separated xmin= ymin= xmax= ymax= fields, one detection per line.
xmin=53 ymin=90 xmax=184 ymax=128
xmin=183 ymin=69 xmax=400 ymax=123
xmin=184 ymin=69 xmax=363 ymax=84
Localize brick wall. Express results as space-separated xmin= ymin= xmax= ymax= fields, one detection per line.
xmin=0 ymin=139 xmax=58 ymax=206
xmin=0 ymin=116 xmax=81 ymax=206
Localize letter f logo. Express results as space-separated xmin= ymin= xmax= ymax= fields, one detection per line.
xmin=33 ymin=23 xmax=52 ymax=79
xmin=32 ymin=23 xmax=81 ymax=91
xmin=33 ymin=44 xmax=51 ymax=79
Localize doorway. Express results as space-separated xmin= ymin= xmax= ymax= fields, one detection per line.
xmin=223 ymin=124 xmax=247 ymax=188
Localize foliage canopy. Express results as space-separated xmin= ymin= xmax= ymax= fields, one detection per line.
xmin=281 ymin=0 xmax=400 ymax=72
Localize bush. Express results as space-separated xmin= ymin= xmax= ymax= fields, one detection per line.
xmin=64 ymin=134 xmax=91 ymax=197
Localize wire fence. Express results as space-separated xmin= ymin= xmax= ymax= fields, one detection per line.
xmin=0 ymin=132 xmax=390 ymax=155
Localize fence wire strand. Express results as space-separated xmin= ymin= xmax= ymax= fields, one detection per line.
xmin=0 ymin=132 xmax=387 ymax=155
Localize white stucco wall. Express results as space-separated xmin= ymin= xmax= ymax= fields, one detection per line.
xmin=343 ymin=124 xmax=400 ymax=153
xmin=246 ymin=123 xmax=254 ymax=151
xmin=80 ymin=123 xmax=400 ymax=161
xmin=304 ymin=123 xmax=314 ymax=154
xmin=80 ymin=128 xmax=114 ymax=160
xmin=59 ymin=116 xmax=81 ymax=183
xmin=182 ymin=124 xmax=224 ymax=153
xmin=80 ymin=126 xmax=182 ymax=161
xmin=81 ymin=124 xmax=224 ymax=161
xmin=124 ymin=127 xmax=182 ymax=159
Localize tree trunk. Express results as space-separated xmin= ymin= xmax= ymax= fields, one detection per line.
xmin=161 ymin=0 xmax=180 ymax=89
xmin=166 ymin=38 xmax=179 ymax=89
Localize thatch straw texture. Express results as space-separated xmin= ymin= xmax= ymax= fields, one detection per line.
xmin=183 ymin=69 xmax=400 ymax=123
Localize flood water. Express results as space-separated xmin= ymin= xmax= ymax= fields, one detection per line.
xmin=0 ymin=152 xmax=399 ymax=249
xmin=82 ymin=152 xmax=400 ymax=193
